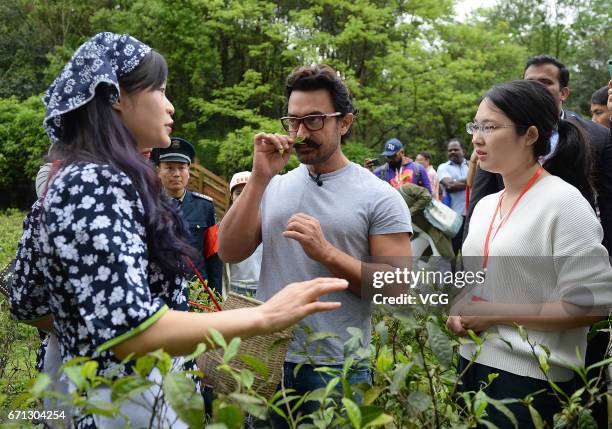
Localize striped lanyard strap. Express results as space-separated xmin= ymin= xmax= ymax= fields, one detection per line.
xmin=482 ymin=166 xmax=544 ymax=271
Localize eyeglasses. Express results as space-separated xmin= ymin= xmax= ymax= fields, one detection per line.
xmin=466 ymin=122 xmax=515 ymax=136
xmin=280 ymin=112 xmax=341 ymax=133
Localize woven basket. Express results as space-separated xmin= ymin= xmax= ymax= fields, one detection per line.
xmin=197 ymin=292 xmax=293 ymax=399
xmin=0 ymin=259 xmax=15 ymax=298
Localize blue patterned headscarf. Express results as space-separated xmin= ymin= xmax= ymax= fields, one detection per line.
xmin=43 ymin=32 xmax=152 ymax=144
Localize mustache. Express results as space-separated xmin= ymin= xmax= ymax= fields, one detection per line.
xmin=296 ymin=138 xmax=321 ymax=149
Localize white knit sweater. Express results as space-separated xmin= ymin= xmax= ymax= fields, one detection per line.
xmin=460 ymin=175 xmax=612 ymax=381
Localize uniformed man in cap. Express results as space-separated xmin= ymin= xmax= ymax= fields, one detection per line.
xmin=152 ymin=137 xmax=222 ymax=294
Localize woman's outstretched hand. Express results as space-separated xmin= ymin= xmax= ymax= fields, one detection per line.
xmin=111 ymin=277 xmax=347 ymax=359
xmin=257 ymin=277 xmax=348 ymax=333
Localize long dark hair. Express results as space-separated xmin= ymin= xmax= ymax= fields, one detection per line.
xmin=48 ymin=51 xmax=195 ymax=273
xmin=485 ymin=80 xmax=593 ymax=203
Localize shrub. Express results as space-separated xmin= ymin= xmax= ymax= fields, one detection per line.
xmin=0 ymin=97 xmax=48 ymax=208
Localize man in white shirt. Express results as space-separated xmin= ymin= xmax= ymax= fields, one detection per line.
xmin=437 ymin=139 xmax=469 ymax=253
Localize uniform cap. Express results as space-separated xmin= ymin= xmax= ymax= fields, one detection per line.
xmin=152 ymin=137 xmax=195 ymax=164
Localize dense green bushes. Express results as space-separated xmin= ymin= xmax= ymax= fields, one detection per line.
xmin=0 ymin=210 xmax=40 ymax=428
xmin=0 ymin=98 xmax=47 ymax=207
xmin=0 ymin=210 xmax=609 ymax=428
xmin=4 ymin=308 xmax=608 ymax=428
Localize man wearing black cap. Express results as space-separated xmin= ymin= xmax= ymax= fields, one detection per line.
xmin=152 ymin=137 xmax=222 ymax=294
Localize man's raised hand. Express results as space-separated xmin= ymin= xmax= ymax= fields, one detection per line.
xmin=252 ymin=133 xmax=294 ymax=181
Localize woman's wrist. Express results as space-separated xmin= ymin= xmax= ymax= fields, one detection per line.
xmin=245 ymin=307 xmax=267 ymax=335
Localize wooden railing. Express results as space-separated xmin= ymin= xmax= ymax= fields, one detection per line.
xmin=188 ymin=163 xmax=229 ymax=219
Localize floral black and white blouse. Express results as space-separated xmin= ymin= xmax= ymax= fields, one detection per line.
xmin=11 ymin=199 xmax=48 ymax=323
xmin=10 ymin=198 xmax=50 ymax=372
xmin=10 ymin=163 xmax=192 ymax=381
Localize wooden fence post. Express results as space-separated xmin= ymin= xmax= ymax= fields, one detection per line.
xmin=188 ymin=162 xmax=229 ymax=219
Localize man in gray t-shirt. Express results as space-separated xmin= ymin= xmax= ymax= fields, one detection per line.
xmin=258 ymin=163 xmax=411 ymax=364
xmin=218 ymin=64 xmax=412 ymax=422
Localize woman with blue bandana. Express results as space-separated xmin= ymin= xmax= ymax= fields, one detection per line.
xmin=9 ymin=32 xmax=348 ymax=428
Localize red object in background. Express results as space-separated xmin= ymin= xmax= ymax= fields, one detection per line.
xmin=204 ymin=224 xmax=219 ymax=259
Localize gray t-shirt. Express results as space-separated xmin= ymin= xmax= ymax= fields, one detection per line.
xmin=258 ymin=162 xmax=412 ymax=364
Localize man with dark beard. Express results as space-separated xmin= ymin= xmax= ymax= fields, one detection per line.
xmin=368 ymin=138 xmax=431 ymax=193
xmin=218 ymin=64 xmax=412 ymax=426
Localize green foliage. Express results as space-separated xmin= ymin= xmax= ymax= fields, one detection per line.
xmin=163 ymin=372 xmax=205 ymax=428
xmin=0 ymin=0 xmax=47 ymax=99
xmin=0 ymin=213 xmax=32 ymax=427
xmin=1 ymin=251 xmax=610 ymax=428
xmin=0 ymin=210 xmax=39 ymax=421
xmin=482 ymin=0 xmax=612 ymax=116
xmin=342 ymin=142 xmax=378 ymax=165
xmin=0 ymin=209 xmax=24 ymax=267
xmin=0 ymin=96 xmax=48 ymax=207
xmin=0 ymin=0 xmax=608 ymax=193
xmin=0 ymin=300 xmax=39 ymax=421
xmin=426 ymin=319 xmax=453 ymax=367
xmin=9 ymin=308 xmax=610 ymax=428
xmin=6 ymin=0 xmax=603 ymax=191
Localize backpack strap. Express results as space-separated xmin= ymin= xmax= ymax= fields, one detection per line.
xmin=412 ymin=163 xmax=423 ymax=187
xmin=378 ymin=164 xmax=389 ymax=180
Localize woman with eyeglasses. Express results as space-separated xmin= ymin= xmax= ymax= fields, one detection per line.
xmin=9 ymin=33 xmax=348 ymax=428
xmin=447 ymin=80 xmax=612 ymax=428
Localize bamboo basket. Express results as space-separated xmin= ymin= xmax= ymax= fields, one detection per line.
xmin=0 ymin=259 xmax=15 ymax=298
xmin=197 ymin=292 xmax=293 ymax=399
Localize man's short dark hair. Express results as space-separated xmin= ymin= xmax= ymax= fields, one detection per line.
xmin=591 ymin=86 xmax=609 ymax=105
xmin=285 ymin=64 xmax=357 ymax=141
xmin=417 ymin=151 xmax=431 ymax=160
xmin=447 ymin=138 xmax=462 ymax=149
xmin=524 ymin=55 xmax=570 ymax=88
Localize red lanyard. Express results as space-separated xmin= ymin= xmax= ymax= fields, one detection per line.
xmin=482 ymin=166 xmax=544 ymax=270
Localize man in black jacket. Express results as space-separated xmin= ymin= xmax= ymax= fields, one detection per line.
xmin=465 ymin=55 xmax=612 ymax=427
xmin=152 ymin=137 xmax=223 ymax=294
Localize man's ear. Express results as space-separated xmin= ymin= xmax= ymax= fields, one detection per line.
xmin=560 ymin=86 xmax=570 ymax=103
xmin=340 ymin=113 xmax=354 ymax=136
xmin=525 ymin=125 xmax=539 ymax=146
